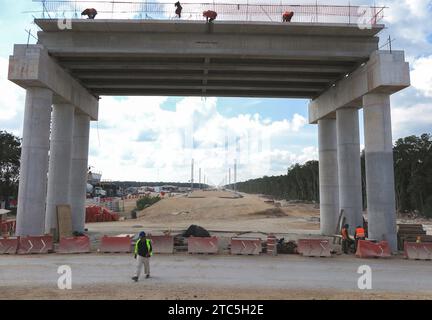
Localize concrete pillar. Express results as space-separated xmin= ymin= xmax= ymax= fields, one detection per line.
xmin=45 ymin=104 xmax=75 ymax=236
xmin=69 ymin=112 xmax=90 ymax=232
xmin=318 ymin=118 xmax=339 ymax=235
xmin=16 ymin=88 xmax=53 ymax=236
xmin=336 ymin=108 xmax=363 ymax=234
xmin=363 ymin=93 xmax=397 ymax=251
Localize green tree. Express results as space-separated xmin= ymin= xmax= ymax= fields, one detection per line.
xmin=0 ymin=131 xmax=21 ymax=208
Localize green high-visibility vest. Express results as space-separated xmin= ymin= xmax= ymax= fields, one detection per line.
xmin=135 ymin=238 xmax=153 ymax=256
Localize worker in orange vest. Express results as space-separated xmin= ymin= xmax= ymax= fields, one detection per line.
xmin=341 ymin=224 xmax=355 ymax=254
xmin=354 ymin=225 xmax=366 ymax=248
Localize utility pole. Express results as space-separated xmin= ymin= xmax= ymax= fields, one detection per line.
xmin=199 ymin=168 xmax=202 ymax=189
xmin=229 ymin=168 xmax=231 ymax=188
xmin=234 ymin=159 xmax=237 ymax=192
xmin=191 ymin=159 xmax=194 ymax=191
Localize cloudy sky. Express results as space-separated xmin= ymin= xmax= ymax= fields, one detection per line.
xmin=0 ymin=0 xmax=431 ymax=185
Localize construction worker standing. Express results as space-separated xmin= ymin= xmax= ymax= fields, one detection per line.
xmin=354 ymin=225 xmax=366 ymax=248
xmin=341 ymin=224 xmax=355 ymax=254
xmin=132 ymin=231 xmax=153 ymax=282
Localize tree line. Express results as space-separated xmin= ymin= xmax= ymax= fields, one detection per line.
xmin=235 ymin=133 xmax=432 ymax=218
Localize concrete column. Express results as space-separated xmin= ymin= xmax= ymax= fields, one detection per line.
xmin=69 ymin=112 xmax=90 ymax=232
xmin=45 ymin=104 xmax=75 ymax=236
xmin=363 ymin=93 xmax=397 ymax=251
xmin=318 ymin=118 xmax=339 ymax=235
xmin=16 ymin=88 xmax=53 ymax=236
xmin=336 ymin=108 xmax=363 ymax=234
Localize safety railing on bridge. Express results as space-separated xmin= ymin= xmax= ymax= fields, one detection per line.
xmin=29 ymin=1 xmax=385 ymax=26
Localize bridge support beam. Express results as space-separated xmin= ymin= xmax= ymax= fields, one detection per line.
xmin=45 ymin=104 xmax=75 ymax=236
xmin=16 ymin=88 xmax=53 ymax=236
xmin=363 ymin=93 xmax=397 ymax=251
xmin=318 ymin=118 xmax=339 ymax=235
xmin=70 ymin=112 xmax=91 ymax=233
xmin=336 ymin=108 xmax=364 ymax=235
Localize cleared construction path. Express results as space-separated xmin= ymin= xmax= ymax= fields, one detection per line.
xmin=1 ymin=254 xmax=431 ymax=299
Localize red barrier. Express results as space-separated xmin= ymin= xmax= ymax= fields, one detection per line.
xmin=231 ymin=238 xmax=262 ymax=255
xmin=99 ymin=235 xmax=132 ymax=253
xmin=404 ymin=242 xmax=432 ymax=260
xmin=188 ymin=236 xmax=218 ymax=254
xmin=0 ymin=237 xmax=19 ymax=254
xmin=297 ymin=239 xmax=332 ymax=257
xmin=149 ymin=235 xmax=174 ymax=254
xmin=356 ymin=240 xmax=391 ymax=258
xmin=58 ymin=236 xmax=91 ymax=254
xmin=17 ymin=235 xmax=54 ymax=254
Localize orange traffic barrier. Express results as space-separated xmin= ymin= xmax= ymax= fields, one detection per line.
xmin=404 ymin=242 xmax=432 ymax=260
xmin=231 ymin=237 xmax=262 ymax=255
xmin=0 ymin=237 xmax=19 ymax=254
xmin=99 ymin=235 xmax=132 ymax=253
xmin=17 ymin=235 xmax=54 ymax=254
xmin=355 ymin=240 xmax=391 ymax=258
xmin=188 ymin=236 xmax=218 ymax=254
xmin=149 ymin=235 xmax=174 ymax=254
xmin=58 ymin=236 xmax=91 ymax=254
xmin=297 ymin=239 xmax=332 ymax=257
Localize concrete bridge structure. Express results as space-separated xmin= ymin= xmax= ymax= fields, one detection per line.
xmin=8 ymin=19 xmax=410 ymax=251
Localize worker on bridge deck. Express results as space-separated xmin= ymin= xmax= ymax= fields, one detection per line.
xmin=175 ymin=1 xmax=183 ymax=18
xmin=203 ymin=10 xmax=217 ymax=23
xmin=132 ymin=231 xmax=153 ymax=282
xmin=81 ymin=8 xmax=98 ymax=19
xmin=282 ymin=11 xmax=294 ymax=22
xmin=341 ymin=224 xmax=355 ymax=254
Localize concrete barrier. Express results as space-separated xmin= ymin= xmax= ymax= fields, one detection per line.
xmin=0 ymin=237 xmax=19 ymax=254
xmin=231 ymin=237 xmax=262 ymax=255
xmin=58 ymin=236 xmax=91 ymax=254
xmin=17 ymin=235 xmax=54 ymax=254
xmin=404 ymin=242 xmax=432 ymax=260
xmin=188 ymin=236 xmax=218 ymax=254
xmin=297 ymin=239 xmax=332 ymax=257
xmin=149 ymin=235 xmax=174 ymax=254
xmin=356 ymin=240 xmax=391 ymax=258
xmin=99 ymin=235 xmax=132 ymax=253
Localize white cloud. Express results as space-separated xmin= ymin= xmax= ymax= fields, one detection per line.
xmin=411 ymin=55 xmax=432 ymax=97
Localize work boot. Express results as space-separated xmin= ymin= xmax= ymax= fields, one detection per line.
xmin=132 ymin=276 xmax=138 ymax=282
xmin=146 ymin=274 xmax=150 ymax=279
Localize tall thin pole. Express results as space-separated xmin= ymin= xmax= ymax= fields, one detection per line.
xmin=229 ymin=168 xmax=231 ymax=187
xmin=191 ymin=159 xmax=194 ymax=190
xmin=199 ymin=168 xmax=202 ymax=189
xmin=234 ymin=159 xmax=237 ymax=192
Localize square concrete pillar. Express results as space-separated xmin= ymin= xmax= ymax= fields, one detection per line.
xmin=318 ymin=118 xmax=339 ymax=235
xmin=16 ymin=88 xmax=53 ymax=236
xmin=69 ymin=112 xmax=90 ymax=232
xmin=336 ymin=108 xmax=364 ymax=234
xmin=45 ymin=104 xmax=75 ymax=236
xmin=363 ymin=93 xmax=397 ymax=251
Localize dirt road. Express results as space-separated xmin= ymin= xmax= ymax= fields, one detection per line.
xmin=1 ymin=254 xmax=431 ymax=300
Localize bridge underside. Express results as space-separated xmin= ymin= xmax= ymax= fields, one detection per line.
xmin=35 ymin=19 xmax=383 ymax=99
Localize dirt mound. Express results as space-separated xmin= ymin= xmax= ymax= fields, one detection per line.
xmin=250 ymin=208 xmax=287 ymax=218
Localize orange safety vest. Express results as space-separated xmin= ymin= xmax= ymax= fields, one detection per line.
xmin=355 ymin=227 xmax=365 ymax=238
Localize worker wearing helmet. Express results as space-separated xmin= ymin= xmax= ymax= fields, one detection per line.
xmin=354 ymin=225 xmax=366 ymax=249
xmin=282 ymin=11 xmax=294 ymax=22
xmin=341 ymin=224 xmax=355 ymax=254
xmin=132 ymin=231 xmax=153 ymax=282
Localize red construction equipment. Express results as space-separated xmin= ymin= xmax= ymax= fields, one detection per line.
xmin=58 ymin=236 xmax=91 ymax=254
xmin=17 ymin=235 xmax=54 ymax=254
xmin=86 ymin=206 xmax=120 ymax=223
xmin=0 ymin=237 xmax=19 ymax=254
xmin=355 ymin=240 xmax=391 ymax=258
xmin=149 ymin=235 xmax=174 ymax=254
xmin=297 ymin=239 xmax=332 ymax=257
xmin=188 ymin=236 xmax=218 ymax=254
xmin=404 ymin=242 xmax=432 ymax=260
xmin=99 ymin=235 xmax=132 ymax=253
xmin=231 ymin=237 xmax=262 ymax=255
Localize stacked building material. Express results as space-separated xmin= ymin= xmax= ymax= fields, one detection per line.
xmin=85 ymin=206 xmax=120 ymax=223
xmin=397 ymin=224 xmax=432 ymax=250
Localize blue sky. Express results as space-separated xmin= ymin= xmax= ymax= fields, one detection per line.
xmin=0 ymin=0 xmax=431 ymax=184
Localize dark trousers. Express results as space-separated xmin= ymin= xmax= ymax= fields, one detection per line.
xmin=342 ymin=238 xmax=355 ymax=254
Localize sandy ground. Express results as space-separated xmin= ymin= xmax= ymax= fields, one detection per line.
xmin=1 ymin=254 xmax=432 ymax=300
xmin=87 ymin=191 xmax=321 ymax=236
